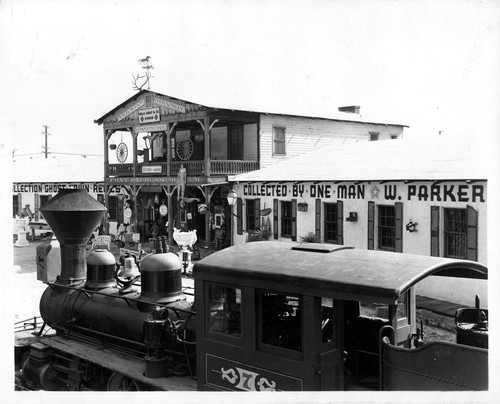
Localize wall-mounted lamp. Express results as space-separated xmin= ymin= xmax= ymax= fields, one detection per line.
xmin=195 ymin=133 xmax=204 ymax=142
xmin=226 ymin=189 xmax=238 ymax=246
xmin=406 ymin=220 xmax=418 ymax=232
xmin=346 ymin=212 xmax=358 ymax=222
xmin=109 ymin=143 xmax=117 ymax=150
xmin=226 ymin=189 xmax=238 ymax=207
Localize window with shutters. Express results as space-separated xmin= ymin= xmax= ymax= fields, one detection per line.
xmin=273 ymin=127 xmax=286 ymax=155
xmin=324 ymin=203 xmax=338 ymax=243
xmin=281 ymin=201 xmax=293 ymax=237
xmin=246 ymin=199 xmax=256 ymax=231
xmin=377 ymin=205 xmax=396 ymax=252
xmin=444 ymin=208 xmax=467 ymax=259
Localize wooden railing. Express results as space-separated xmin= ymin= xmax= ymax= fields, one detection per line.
xmin=107 ymin=160 xmax=259 ymax=177
xmin=211 ymin=160 xmax=259 ymax=174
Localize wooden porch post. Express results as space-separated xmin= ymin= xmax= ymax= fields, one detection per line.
xmin=129 ymin=128 xmax=136 ymax=177
xmin=104 ymin=129 xmax=114 ymax=235
xmin=204 ymin=115 xmax=211 ymax=177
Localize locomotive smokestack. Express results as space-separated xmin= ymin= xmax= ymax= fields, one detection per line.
xmin=40 ymin=189 xmax=106 ymax=285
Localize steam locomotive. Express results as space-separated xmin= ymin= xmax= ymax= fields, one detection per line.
xmin=15 ymin=189 xmax=488 ymax=391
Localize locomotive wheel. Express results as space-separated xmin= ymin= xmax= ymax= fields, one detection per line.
xmin=107 ymin=372 xmax=144 ymax=391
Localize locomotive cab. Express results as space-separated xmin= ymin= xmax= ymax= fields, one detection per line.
xmin=194 ymin=241 xmax=487 ymax=391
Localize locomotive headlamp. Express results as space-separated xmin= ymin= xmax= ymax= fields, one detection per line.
xmin=226 ymin=189 xmax=238 ymax=206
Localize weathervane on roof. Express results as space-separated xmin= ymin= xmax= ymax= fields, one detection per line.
xmin=132 ymin=56 xmax=154 ymax=91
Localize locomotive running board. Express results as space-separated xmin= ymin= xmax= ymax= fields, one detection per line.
xmin=41 ymin=336 xmax=197 ymax=391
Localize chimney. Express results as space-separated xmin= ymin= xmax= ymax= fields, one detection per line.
xmin=338 ymin=105 xmax=360 ymax=114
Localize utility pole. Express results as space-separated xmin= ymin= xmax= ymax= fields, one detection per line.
xmin=42 ymin=125 xmax=50 ymax=158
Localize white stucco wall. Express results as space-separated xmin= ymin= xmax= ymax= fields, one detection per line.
xmin=232 ymin=179 xmax=487 ymax=306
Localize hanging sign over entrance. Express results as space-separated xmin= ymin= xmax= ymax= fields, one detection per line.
xmin=139 ymin=107 xmax=160 ymax=124
xmin=134 ymin=123 xmax=168 ymax=133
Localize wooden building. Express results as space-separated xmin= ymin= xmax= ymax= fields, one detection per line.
xmin=95 ymin=90 xmax=407 ymax=246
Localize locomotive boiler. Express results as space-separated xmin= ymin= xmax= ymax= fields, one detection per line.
xmin=21 ymin=189 xmax=196 ymax=391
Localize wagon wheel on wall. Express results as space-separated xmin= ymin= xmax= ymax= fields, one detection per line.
xmin=116 ymin=142 xmax=128 ymax=163
xmin=176 ymin=138 xmax=194 ymax=160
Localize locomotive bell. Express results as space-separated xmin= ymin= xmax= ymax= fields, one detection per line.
xmin=40 ymin=189 xmax=106 ymax=285
xmin=117 ymin=256 xmax=140 ymax=278
xmin=140 ymin=253 xmax=185 ymax=303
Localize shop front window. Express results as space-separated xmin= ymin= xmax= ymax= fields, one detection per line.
xmin=281 ymin=201 xmax=292 ymax=237
xmin=246 ymin=199 xmax=256 ymax=231
xmin=324 ymin=203 xmax=338 ymax=243
xmin=444 ymin=208 xmax=467 ymax=259
xmin=378 ymin=205 xmax=396 ymax=252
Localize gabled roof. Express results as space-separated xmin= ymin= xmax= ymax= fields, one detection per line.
xmin=230 ymin=136 xmax=491 ymax=183
xmin=94 ymin=90 xmax=408 ymax=127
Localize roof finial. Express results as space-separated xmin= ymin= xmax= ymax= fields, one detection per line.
xmin=132 ymin=56 xmax=154 ymax=91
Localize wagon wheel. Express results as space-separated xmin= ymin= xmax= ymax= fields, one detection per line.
xmin=107 ymin=372 xmax=144 ymax=391
xmin=116 ymin=142 xmax=128 ymax=163
xmin=176 ymin=138 xmax=194 ymax=160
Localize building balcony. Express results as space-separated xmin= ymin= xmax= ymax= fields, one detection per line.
xmin=106 ymin=160 xmax=259 ymax=178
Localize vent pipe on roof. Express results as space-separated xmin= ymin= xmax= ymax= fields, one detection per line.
xmin=338 ymin=105 xmax=360 ymax=114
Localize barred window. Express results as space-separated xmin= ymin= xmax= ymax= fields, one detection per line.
xmin=378 ymin=205 xmax=396 ymax=252
xmin=444 ymin=208 xmax=467 ymax=259
xmin=324 ymin=203 xmax=338 ymax=243
xmin=281 ymin=201 xmax=292 ymax=237
xmin=246 ymin=199 xmax=256 ymax=231
xmin=273 ymin=127 xmax=286 ymax=155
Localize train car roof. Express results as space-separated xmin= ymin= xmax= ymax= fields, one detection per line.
xmin=193 ymin=242 xmax=487 ymax=304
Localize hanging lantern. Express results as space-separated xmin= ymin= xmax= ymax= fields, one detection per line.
xmin=198 ymin=204 xmax=208 ymax=214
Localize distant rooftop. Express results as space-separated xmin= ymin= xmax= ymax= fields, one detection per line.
xmin=230 ymin=136 xmax=491 ymax=183
xmin=12 ymin=156 xmax=104 ymax=183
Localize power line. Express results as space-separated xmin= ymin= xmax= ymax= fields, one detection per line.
xmin=48 ymin=151 xmax=103 ymax=157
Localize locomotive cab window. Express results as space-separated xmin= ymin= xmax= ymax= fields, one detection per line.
xmin=321 ymin=297 xmax=335 ymax=344
xmin=207 ymin=284 xmax=242 ymax=338
xmin=258 ymin=290 xmax=302 ymax=355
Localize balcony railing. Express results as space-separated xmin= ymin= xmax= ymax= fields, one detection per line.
xmin=107 ymin=160 xmax=259 ymax=177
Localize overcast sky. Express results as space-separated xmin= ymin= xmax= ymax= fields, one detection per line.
xmin=2 ymin=0 xmax=499 ymax=161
